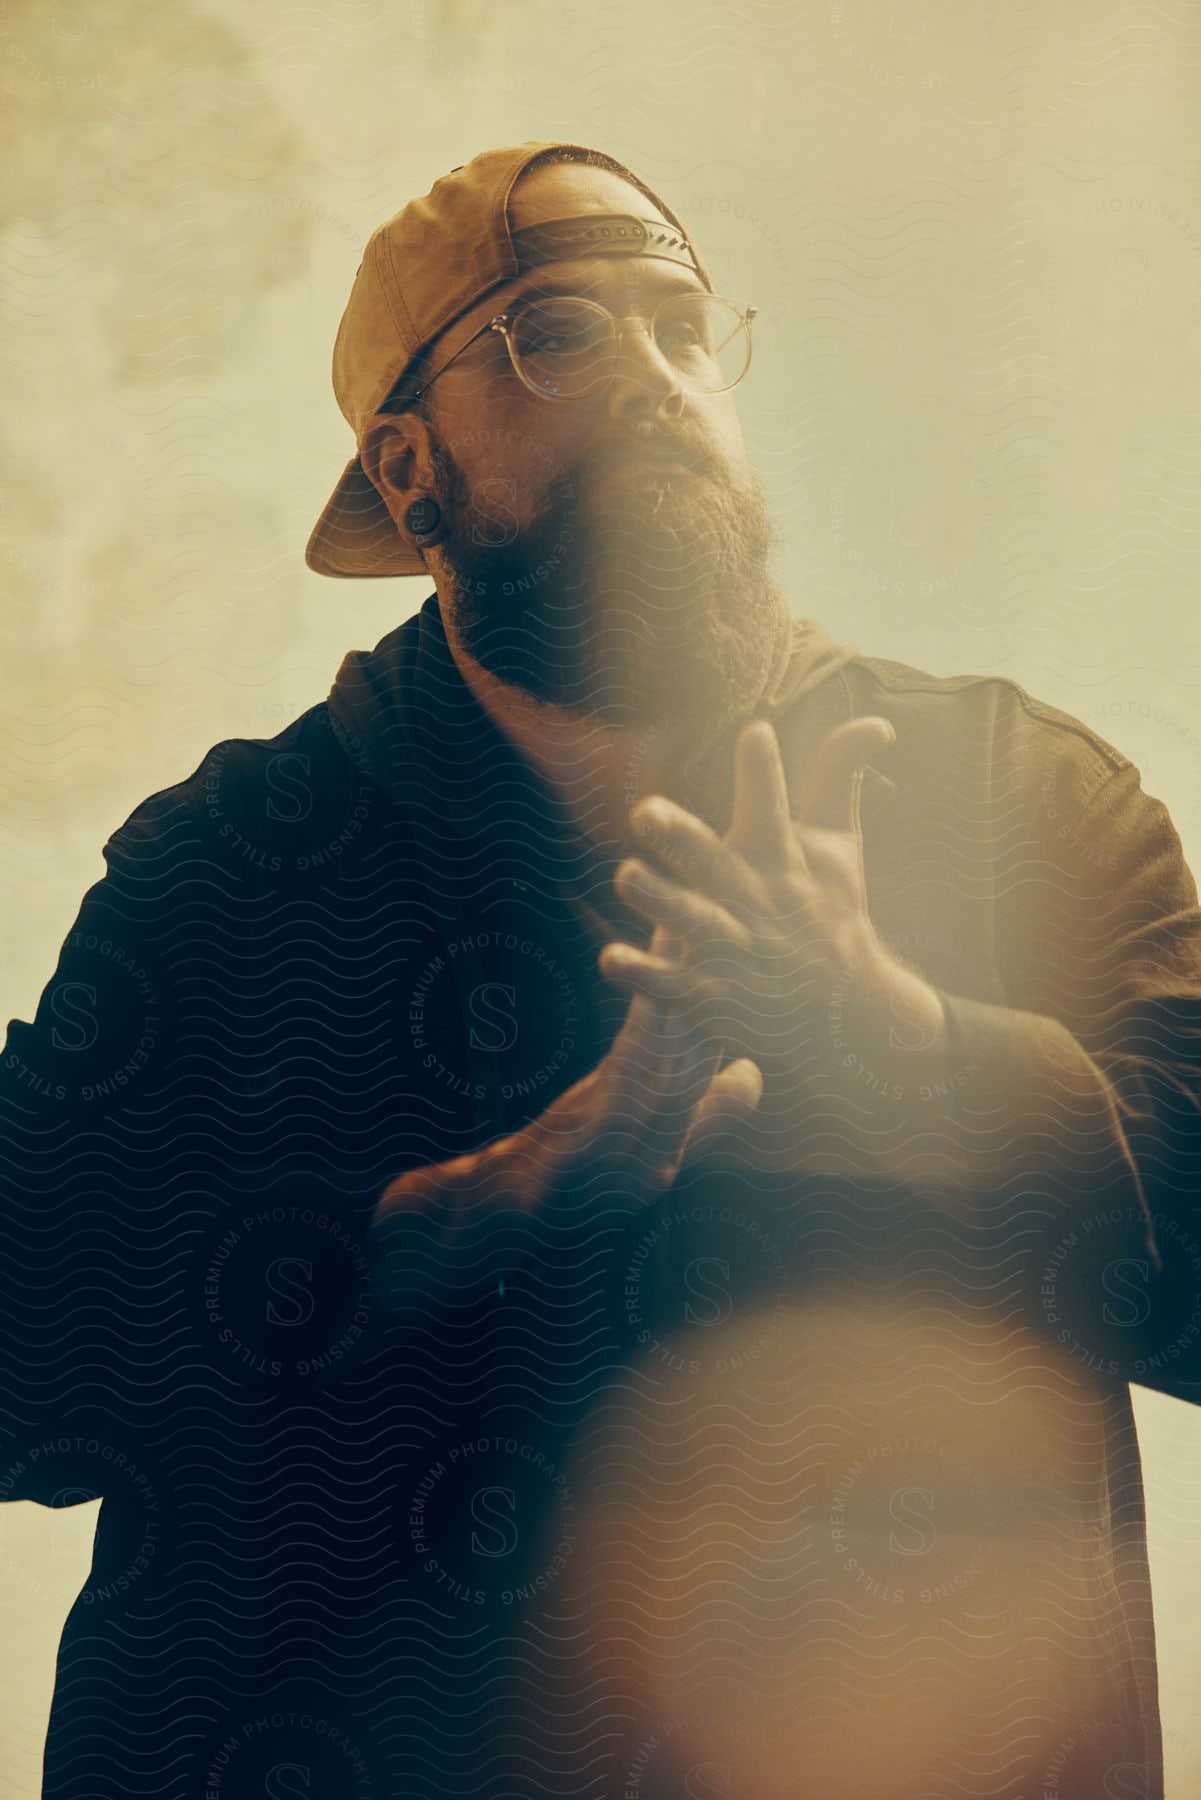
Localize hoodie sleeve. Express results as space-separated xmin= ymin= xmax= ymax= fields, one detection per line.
xmin=930 ymin=758 xmax=1201 ymax=1404
xmin=0 ymin=743 xmax=385 ymax=1504
xmin=0 ymin=834 xmax=176 ymax=1500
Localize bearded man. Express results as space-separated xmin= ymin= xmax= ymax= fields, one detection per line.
xmin=3 ymin=141 xmax=1200 ymax=1799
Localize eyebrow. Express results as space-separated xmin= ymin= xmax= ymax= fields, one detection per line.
xmin=502 ymin=269 xmax=708 ymax=308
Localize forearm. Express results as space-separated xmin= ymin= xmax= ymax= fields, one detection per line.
xmin=750 ymin=980 xmax=1201 ymax=1396
xmin=754 ymin=978 xmax=1155 ymax=1194
xmin=919 ymin=990 xmax=1201 ymax=1397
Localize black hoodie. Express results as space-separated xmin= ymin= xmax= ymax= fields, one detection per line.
xmin=3 ymin=593 xmax=1199 ymax=1797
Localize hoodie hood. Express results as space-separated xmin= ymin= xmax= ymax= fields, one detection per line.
xmin=758 ymin=612 xmax=864 ymax=722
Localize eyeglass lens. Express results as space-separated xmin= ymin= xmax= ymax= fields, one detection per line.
xmin=509 ymin=293 xmax=751 ymax=399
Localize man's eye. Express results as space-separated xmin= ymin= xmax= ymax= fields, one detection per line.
xmin=518 ymin=311 xmax=608 ymax=359
xmin=658 ymin=321 xmax=703 ymax=353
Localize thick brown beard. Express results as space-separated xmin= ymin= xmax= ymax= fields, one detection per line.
xmin=433 ymin=433 xmax=790 ymax=736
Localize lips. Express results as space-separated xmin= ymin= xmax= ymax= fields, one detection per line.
xmin=601 ymin=457 xmax=692 ymax=474
xmin=591 ymin=446 xmax=705 ymax=477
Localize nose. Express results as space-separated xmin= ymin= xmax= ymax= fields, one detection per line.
xmin=604 ymin=317 xmax=686 ymax=422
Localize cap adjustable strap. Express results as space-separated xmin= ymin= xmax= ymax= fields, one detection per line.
xmin=508 ymin=213 xmax=708 ymax=285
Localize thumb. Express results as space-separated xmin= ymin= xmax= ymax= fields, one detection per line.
xmin=797 ymin=716 xmax=895 ymax=833
xmin=676 ymin=1057 xmax=764 ymax=1175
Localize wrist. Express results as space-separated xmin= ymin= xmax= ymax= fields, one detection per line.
xmin=743 ymin=957 xmax=952 ymax=1180
xmin=829 ymin=950 xmax=948 ymax=1082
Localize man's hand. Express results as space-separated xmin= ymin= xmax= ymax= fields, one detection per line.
xmin=374 ymin=967 xmax=764 ymax=1307
xmin=597 ymin=718 xmax=950 ymax=1176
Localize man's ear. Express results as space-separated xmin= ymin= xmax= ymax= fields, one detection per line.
xmin=359 ymin=411 xmax=438 ymax=536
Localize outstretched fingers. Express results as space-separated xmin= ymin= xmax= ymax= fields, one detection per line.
xmin=614 ymin=857 xmax=752 ymax=950
xmin=629 ymin=803 xmax=762 ymax=919
xmin=727 ymin=720 xmax=797 ymax=869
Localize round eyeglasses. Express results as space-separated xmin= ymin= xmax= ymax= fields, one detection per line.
xmin=384 ymin=291 xmax=758 ymax=410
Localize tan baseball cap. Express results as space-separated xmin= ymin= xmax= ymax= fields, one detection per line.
xmin=304 ymin=140 xmax=713 ymax=579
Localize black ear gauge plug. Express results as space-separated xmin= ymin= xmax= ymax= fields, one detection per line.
xmin=404 ymin=496 xmax=443 ymax=540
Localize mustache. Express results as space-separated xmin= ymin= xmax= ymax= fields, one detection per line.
xmin=580 ymin=429 xmax=717 ymax=478
xmin=430 ymin=428 xmax=726 ymax=549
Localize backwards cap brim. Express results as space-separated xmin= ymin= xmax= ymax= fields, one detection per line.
xmin=304 ymin=453 xmax=429 ymax=579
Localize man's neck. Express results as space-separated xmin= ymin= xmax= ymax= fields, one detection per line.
xmin=438 ymin=603 xmax=703 ymax=856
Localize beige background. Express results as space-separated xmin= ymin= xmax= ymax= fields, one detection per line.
xmin=2 ymin=0 xmax=1200 ymax=1792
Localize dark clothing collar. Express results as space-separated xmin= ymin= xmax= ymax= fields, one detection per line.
xmin=325 ymin=592 xmax=881 ymax=942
